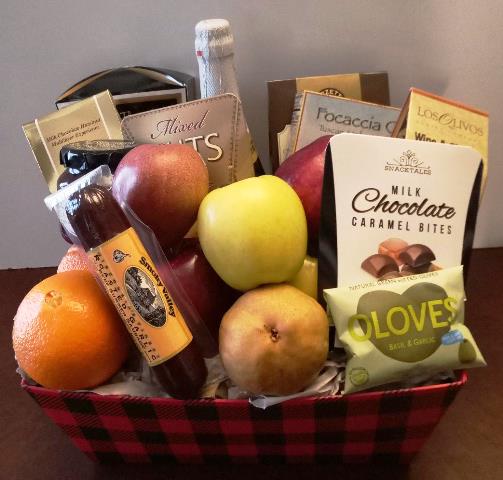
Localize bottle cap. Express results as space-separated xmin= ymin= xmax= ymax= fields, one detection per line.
xmin=60 ymin=139 xmax=136 ymax=172
xmin=195 ymin=19 xmax=234 ymax=58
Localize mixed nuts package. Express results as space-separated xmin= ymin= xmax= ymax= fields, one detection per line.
xmin=324 ymin=266 xmax=486 ymax=394
xmin=121 ymin=93 xmax=257 ymax=189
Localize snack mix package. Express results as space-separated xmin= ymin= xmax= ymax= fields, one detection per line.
xmin=325 ymin=266 xmax=485 ymax=394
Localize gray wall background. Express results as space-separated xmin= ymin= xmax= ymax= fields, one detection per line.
xmin=1 ymin=0 xmax=502 ymax=268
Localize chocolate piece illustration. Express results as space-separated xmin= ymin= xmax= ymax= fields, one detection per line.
xmin=361 ymin=254 xmax=399 ymax=278
xmin=401 ymin=263 xmax=442 ymax=276
xmin=379 ymin=271 xmax=403 ymax=280
xmin=378 ymin=238 xmax=408 ymax=265
xmin=401 ymin=263 xmax=432 ymax=275
xmin=398 ymin=244 xmax=436 ymax=268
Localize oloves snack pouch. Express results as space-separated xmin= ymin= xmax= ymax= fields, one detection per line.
xmin=324 ymin=266 xmax=485 ymax=393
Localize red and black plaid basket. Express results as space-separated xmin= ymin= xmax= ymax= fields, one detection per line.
xmin=22 ymin=371 xmax=466 ymax=464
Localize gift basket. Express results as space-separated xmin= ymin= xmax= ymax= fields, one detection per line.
xmin=15 ymin=18 xmax=487 ymax=464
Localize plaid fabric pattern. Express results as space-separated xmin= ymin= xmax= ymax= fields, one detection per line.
xmin=22 ymin=372 xmax=466 ymax=464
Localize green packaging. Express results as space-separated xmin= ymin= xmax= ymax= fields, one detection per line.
xmin=324 ymin=266 xmax=485 ymax=394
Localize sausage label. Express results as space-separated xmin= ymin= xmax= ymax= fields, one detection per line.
xmin=88 ymin=227 xmax=193 ymax=366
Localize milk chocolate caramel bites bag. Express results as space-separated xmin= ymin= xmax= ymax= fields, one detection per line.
xmin=318 ymin=134 xmax=482 ymax=294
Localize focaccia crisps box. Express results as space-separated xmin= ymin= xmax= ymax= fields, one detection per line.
xmin=287 ymin=91 xmax=399 ymax=159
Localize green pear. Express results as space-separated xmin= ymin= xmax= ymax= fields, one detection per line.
xmin=198 ymin=176 xmax=307 ymax=291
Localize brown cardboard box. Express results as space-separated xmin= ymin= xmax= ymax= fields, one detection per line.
xmin=268 ymin=72 xmax=390 ymax=170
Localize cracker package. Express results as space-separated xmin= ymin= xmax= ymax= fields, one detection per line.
xmin=324 ymin=266 xmax=486 ymax=394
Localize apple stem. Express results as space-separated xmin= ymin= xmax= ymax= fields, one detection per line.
xmin=270 ymin=327 xmax=280 ymax=342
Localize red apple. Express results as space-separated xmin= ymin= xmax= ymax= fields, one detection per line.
xmin=275 ymin=135 xmax=332 ymax=254
xmin=169 ymin=238 xmax=241 ymax=355
xmin=112 ymin=144 xmax=209 ymax=250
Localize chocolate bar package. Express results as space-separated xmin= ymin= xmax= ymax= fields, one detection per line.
xmin=324 ymin=266 xmax=485 ymax=394
xmin=56 ymin=66 xmax=195 ymax=118
xmin=23 ymin=90 xmax=123 ymax=192
xmin=318 ymin=134 xmax=482 ymax=296
xmin=268 ymin=72 xmax=390 ymax=170
xmin=392 ymin=88 xmax=489 ymax=194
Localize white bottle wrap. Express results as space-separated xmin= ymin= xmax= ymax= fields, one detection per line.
xmin=195 ymin=19 xmax=240 ymax=98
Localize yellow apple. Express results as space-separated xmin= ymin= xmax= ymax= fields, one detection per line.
xmin=198 ymin=175 xmax=307 ymax=291
xmin=287 ymin=255 xmax=318 ymax=299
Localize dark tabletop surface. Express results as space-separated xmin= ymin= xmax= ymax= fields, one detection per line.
xmin=1 ymin=248 xmax=502 ymax=479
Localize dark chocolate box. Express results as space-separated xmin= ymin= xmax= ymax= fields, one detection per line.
xmin=56 ymin=66 xmax=195 ymax=119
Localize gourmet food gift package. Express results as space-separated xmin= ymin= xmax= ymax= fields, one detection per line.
xmin=14 ymin=18 xmax=488 ymax=464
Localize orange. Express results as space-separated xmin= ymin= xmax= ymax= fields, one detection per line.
xmin=57 ymin=245 xmax=90 ymax=273
xmin=13 ymin=270 xmax=130 ymax=390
